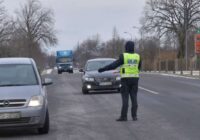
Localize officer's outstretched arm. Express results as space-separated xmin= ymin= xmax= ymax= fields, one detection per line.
xmin=98 ymin=54 xmax=123 ymax=73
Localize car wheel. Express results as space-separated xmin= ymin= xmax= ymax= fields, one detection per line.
xmin=38 ymin=110 xmax=49 ymax=134
xmin=69 ymin=70 xmax=73 ymax=74
xmin=82 ymin=87 xmax=89 ymax=94
xmin=117 ymin=88 xmax=121 ymax=92
xmin=58 ymin=71 xmax=62 ymax=74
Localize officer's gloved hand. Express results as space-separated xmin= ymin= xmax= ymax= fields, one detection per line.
xmin=98 ymin=68 xmax=104 ymax=73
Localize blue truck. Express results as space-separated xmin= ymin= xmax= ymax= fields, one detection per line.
xmin=56 ymin=50 xmax=73 ymax=74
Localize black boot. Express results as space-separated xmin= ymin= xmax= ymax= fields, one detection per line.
xmin=132 ymin=117 xmax=138 ymax=121
xmin=116 ymin=117 xmax=127 ymax=121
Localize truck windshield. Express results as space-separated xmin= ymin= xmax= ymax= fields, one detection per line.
xmin=56 ymin=57 xmax=72 ymax=63
xmin=86 ymin=60 xmax=114 ymax=71
xmin=0 ymin=64 xmax=38 ymax=87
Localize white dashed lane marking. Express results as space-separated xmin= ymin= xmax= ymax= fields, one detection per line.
xmin=139 ymin=86 xmax=159 ymax=95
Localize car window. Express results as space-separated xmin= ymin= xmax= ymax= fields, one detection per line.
xmin=0 ymin=64 xmax=38 ymax=86
xmin=86 ymin=60 xmax=114 ymax=71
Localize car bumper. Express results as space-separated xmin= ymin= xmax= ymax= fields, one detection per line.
xmin=58 ymin=68 xmax=73 ymax=72
xmin=83 ymin=81 xmax=121 ymax=91
xmin=0 ymin=106 xmax=46 ymax=128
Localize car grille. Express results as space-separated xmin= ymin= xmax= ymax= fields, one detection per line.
xmin=0 ymin=117 xmax=30 ymax=124
xmin=95 ymin=77 xmax=115 ymax=82
xmin=60 ymin=64 xmax=70 ymax=68
xmin=0 ymin=99 xmax=26 ymax=108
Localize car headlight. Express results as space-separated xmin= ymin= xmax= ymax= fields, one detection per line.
xmin=69 ymin=65 xmax=73 ymax=68
xmin=28 ymin=95 xmax=44 ymax=107
xmin=116 ymin=76 xmax=121 ymax=81
xmin=84 ymin=77 xmax=95 ymax=82
xmin=58 ymin=66 xmax=62 ymax=69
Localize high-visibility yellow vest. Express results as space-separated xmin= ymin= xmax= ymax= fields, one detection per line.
xmin=120 ymin=53 xmax=140 ymax=78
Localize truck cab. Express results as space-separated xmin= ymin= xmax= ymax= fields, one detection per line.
xmin=56 ymin=50 xmax=73 ymax=74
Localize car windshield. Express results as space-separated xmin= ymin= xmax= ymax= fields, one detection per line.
xmin=86 ymin=60 xmax=114 ymax=71
xmin=0 ymin=64 xmax=38 ymax=86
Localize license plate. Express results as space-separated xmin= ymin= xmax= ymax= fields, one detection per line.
xmin=99 ymin=82 xmax=112 ymax=86
xmin=0 ymin=112 xmax=21 ymax=120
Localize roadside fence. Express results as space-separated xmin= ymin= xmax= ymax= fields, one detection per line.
xmin=142 ymin=58 xmax=200 ymax=76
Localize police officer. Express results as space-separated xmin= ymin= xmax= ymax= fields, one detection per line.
xmin=98 ymin=41 xmax=141 ymax=121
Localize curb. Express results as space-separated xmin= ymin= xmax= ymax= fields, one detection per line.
xmin=143 ymin=72 xmax=200 ymax=79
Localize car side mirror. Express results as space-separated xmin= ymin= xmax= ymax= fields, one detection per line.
xmin=42 ymin=78 xmax=53 ymax=86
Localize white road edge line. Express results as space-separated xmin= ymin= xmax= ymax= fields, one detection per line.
xmin=46 ymin=69 xmax=53 ymax=74
xmin=144 ymin=72 xmax=198 ymax=80
xmin=139 ymin=86 xmax=159 ymax=95
xmin=160 ymin=73 xmax=197 ymax=80
xmin=41 ymin=69 xmax=53 ymax=75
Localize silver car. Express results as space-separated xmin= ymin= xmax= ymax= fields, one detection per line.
xmin=0 ymin=58 xmax=52 ymax=134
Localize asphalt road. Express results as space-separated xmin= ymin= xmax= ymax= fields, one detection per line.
xmin=0 ymin=71 xmax=200 ymax=140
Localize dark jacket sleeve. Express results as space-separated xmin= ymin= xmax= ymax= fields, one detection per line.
xmin=100 ymin=54 xmax=124 ymax=72
xmin=138 ymin=58 xmax=142 ymax=71
xmin=100 ymin=54 xmax=142 ymax=72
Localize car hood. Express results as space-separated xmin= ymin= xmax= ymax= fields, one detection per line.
xmin=85 ymin=70 xmax=120 ymax=78
xmin=0 ymin=85 xmax=41 ymax=100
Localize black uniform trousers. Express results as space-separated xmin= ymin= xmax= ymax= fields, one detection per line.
xmin=120 ymin=78 xmax=139 ymax=119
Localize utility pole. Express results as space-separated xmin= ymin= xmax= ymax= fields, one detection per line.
xmin=185 ymin=29 xmax=188 ymax=71
xmin=184 ymin=1 xmax=189 ymax=71
xmin=158 ymin=27 xmax=161 ymax=72
xmin=132 ymin=26 xmax=144 ymax=70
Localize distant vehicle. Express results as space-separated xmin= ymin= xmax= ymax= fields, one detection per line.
xmin=0 ymin=58 xmax=53 ymax=134
xmin=56 ymin=50 xmax=73 ymax=74
xmin=81 ymin=58 xmax=121 ymax=94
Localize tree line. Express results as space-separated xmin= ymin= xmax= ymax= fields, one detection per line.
xmin=73 ymin=28 xmax=177 ymax=70
xmin=141 ymin=0 xmax=200 ymax=71
xmin=2 ymin=0 xmax=199 ymax=71
xmin=0 ymin=0 xmax=57 ymax=70
xmin=75 ymin=0 xmax=200 ymax=71
xmin=73 ymin=29 xmax=126 ymax=68
xmin=74 ymin=0 xmax=200 ymax=71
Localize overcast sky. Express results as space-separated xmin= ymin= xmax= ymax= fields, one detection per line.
xmin=4 ymin=0 xmax=147 ymax=52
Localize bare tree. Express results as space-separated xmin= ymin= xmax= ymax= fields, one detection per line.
xmin=0 ymin=1 xmax=16 ymax=57
xmin=141 ymin=0 xmax=200 ymax=59
xmin=73 ymin=31 xmax=125 ymax=67
xmin=15 ymin=0 xmax=57 ymax=57
xmin=0 ymin=1 xmax=13 ymax=46
xmin=104 ymin=37 xmax=125 ymax=58
xmin=0 ymin=0 xmax=6 ymax=45
xmin=73 ymin=35 xmax=101 ymax=67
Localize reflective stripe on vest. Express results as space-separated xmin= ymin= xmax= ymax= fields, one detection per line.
xmin=120 ymin=53 xmax=140 ymax=78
